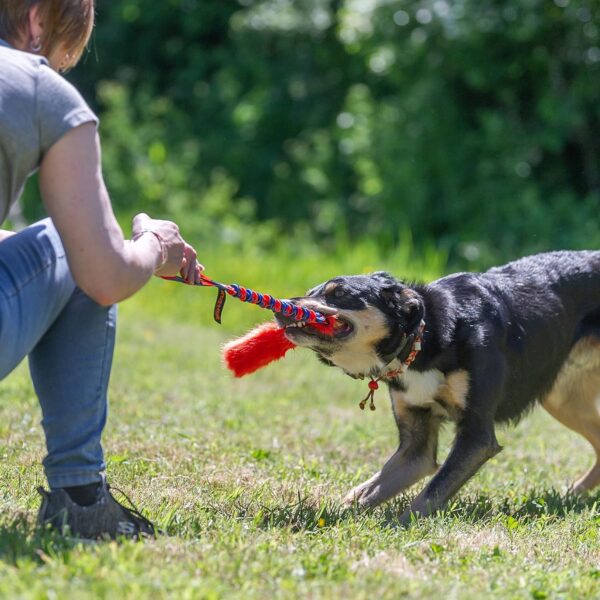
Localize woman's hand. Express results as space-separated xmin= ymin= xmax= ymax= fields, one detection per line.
xmin=131 ymin=213 xmax=204 ymax=284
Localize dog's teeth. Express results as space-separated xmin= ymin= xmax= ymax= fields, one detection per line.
xmin=287 ymin=321 xmax=308 ymax=329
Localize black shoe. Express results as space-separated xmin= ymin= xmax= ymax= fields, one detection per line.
xmin=37 ymin=475 xmax=156 ymax=540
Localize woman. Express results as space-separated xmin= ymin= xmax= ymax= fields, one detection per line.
xmin=0 ymin=1 xmax=201 ymax=539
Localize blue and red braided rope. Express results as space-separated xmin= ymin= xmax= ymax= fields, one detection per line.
xmin=162 ymin=274 xmax=328 ymax=324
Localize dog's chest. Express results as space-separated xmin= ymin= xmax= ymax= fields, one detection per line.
xmin=400 ymin=370 xmax=445 ymax=406
xmin=390 ymin=369 xmax=470 ymax=419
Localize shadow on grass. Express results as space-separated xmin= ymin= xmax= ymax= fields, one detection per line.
xmin=377 ymin=487 xmax=600 ymax=528
xmin=0 ymin=514 xmax=81 ymax=566
xmin=5 ymin=489 xmax=596 ymax=545
xmin=190 ymin=487 xmax=600 ymax=534
xmin=450 ymin=487 xmax=600 ymax=523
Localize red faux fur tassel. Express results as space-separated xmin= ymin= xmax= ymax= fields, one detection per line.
xmin=222 ymin=317 xmax=336 ymax=377
xmin=222 ymin=322 xmax=296 ymax=377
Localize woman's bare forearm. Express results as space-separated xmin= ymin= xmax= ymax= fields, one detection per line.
xmin=38 ymin=124 xmax=199 ymax=305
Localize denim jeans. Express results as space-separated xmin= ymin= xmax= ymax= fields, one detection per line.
xmin=0 ymin=218 xmax=116 ymax=488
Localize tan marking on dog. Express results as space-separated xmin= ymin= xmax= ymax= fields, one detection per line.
xmin=390 ymin=369 xmax=469 ymax=421
xmin=324 ymin=306 xmax=390 ymax=376
xmin=542 ymin=336 xmax=600 ymax=493
xmin=436 ymin=370 xmax=470 ymax=414
xmin=390 ymin=390 xmax=410 ymax=422
xmin=400 ymin=288 xmax=420 ymax=301
xmin=343 ymin=446 xmax=438 ymax=508
xmin=324 ymin=281 xmax=339 ymax=295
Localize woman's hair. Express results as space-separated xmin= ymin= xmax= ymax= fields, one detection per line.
xmin=0 ymin=0 xmax=95 ymax=70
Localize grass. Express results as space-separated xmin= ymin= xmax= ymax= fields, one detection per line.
xmin=0 ymin=244 xmax=599 ymax=599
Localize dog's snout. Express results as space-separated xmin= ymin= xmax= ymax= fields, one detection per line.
xmin=292 ymin=298 xmax=338 ymax=316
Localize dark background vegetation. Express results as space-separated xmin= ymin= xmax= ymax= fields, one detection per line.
xmin=23 ymin=0 xmax=600 ymax=268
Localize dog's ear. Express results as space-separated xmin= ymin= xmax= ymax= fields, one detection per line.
xmin=372 ymin=271 xmax=397 ymax=285
xmin=381 ymin=285 xmax=402 ymax=308
xmin=381 ymin=285 xmax=424 ymax=326
xmin=375 ymin=272 xmax=406 ymax=307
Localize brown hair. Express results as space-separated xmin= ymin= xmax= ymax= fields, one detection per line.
xmin=0 ymin=1 xmax=95 ymax=70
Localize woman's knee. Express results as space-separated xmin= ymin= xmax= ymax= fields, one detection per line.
xmin=0 ymin=219 xmax=77 ymax=376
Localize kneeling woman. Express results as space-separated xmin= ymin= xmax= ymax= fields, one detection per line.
xmin=0 ymin=0 xmax=202 ymax=539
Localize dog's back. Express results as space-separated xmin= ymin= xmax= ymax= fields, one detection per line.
xmin=426 ymin=251 xmax=600 ymax=421
xmin=487 ymin=250 xmax=600 ymax=315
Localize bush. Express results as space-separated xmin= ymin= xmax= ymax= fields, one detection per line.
xmin=51 ymin=0 xmax=599 ymax=267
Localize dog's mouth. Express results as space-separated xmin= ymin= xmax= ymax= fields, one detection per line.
xmin=282 ymin=315 xmax=354 ymax=340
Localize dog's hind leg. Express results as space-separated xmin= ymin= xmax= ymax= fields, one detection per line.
xmin=542 ymin=336 xmax=600 ymax=493
xmin=343 ymin=401 xmax=441 ymax=509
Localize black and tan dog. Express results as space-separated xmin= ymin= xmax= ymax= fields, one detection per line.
xmin=276 ymin=251 xmax=600 ymax=522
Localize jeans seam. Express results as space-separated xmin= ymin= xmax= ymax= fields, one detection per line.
xmin=0 ymin=248 xmax=64 ymax=301
xmin=86 ymin=302 xmax=114 ymax=476
xmin=43 ymin=303 xmax=114 ymax=484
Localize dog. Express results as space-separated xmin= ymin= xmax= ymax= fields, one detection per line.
xmin=275 ymin=250 xmax=600 ymax=522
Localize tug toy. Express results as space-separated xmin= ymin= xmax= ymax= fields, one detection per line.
xmin=161 ymin=273 xmax=337 ymax=377
xmin=162 ymin=274 xmax=330 ymax=325
xmin=162 ymin=274 xmax=424 ymax=411
xmin=222 ymin=319 xmax=335 ymax=377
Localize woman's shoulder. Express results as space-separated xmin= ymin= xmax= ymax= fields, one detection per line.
xmin=35 ymin=65 xmax=99 ymax=154
xmin=0 ymin=40 xmax=47 ymax=79
xmin=0 ymin=41 xmax=94 ymax=114
xmin=36 ymin=60 xmax=90 ymax=108
xmin=0 ymin=43 xmax=86 ymax=113
xmin=0 ymin=40 xmax=98 ymax=158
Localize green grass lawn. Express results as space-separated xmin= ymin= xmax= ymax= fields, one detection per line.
xmin=1 ymin=252 xmax=599 ymax=599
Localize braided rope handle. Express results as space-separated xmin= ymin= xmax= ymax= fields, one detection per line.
xmin=161 ymin=275 xmax=327 ymax=324
xmin=226 ymin=284 xmax=326 ymax=324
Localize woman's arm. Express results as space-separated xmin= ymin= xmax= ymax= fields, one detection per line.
xmin=39 ymin=122 xmax=199 ymax=305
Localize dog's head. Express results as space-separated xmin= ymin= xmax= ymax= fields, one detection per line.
xmin=276 ymin=272 xmax=424 ymax=378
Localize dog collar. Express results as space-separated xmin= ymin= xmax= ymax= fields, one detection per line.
xmin=358 ymin=320 xmax=426 ymax=411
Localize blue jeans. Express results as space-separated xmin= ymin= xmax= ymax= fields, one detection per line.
xmin=0 ymin=218 xmax=116 ymax=488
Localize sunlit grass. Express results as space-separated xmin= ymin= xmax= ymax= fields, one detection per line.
xmin=0 ymin=244 xmax=598 ymax=598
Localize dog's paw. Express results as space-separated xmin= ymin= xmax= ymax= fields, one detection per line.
xmin=342 ymin=482 xmax=383 ymax=509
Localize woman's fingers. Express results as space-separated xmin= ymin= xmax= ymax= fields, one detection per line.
xmin=194 ymin=261 xmax=205 ymax=284
xmin=180 ymin=243 xmax=198 ymax=283
xmin=131 ymin=215 xmax=204 ymax=281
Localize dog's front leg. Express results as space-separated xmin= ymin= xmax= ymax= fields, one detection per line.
xmin=400 ymin=418 xmax=501 ymax=523
xmin=343 ymin=406 xmax=441 ymax=509
xmin=399 ymin=348 xmax=506 ymax=522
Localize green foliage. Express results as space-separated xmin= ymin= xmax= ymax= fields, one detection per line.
xmin=64 ymin=0 xmax=600 ymax=267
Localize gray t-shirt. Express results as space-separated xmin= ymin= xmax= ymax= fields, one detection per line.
xmin=0 ymin=37 xmax=98 ymax=225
